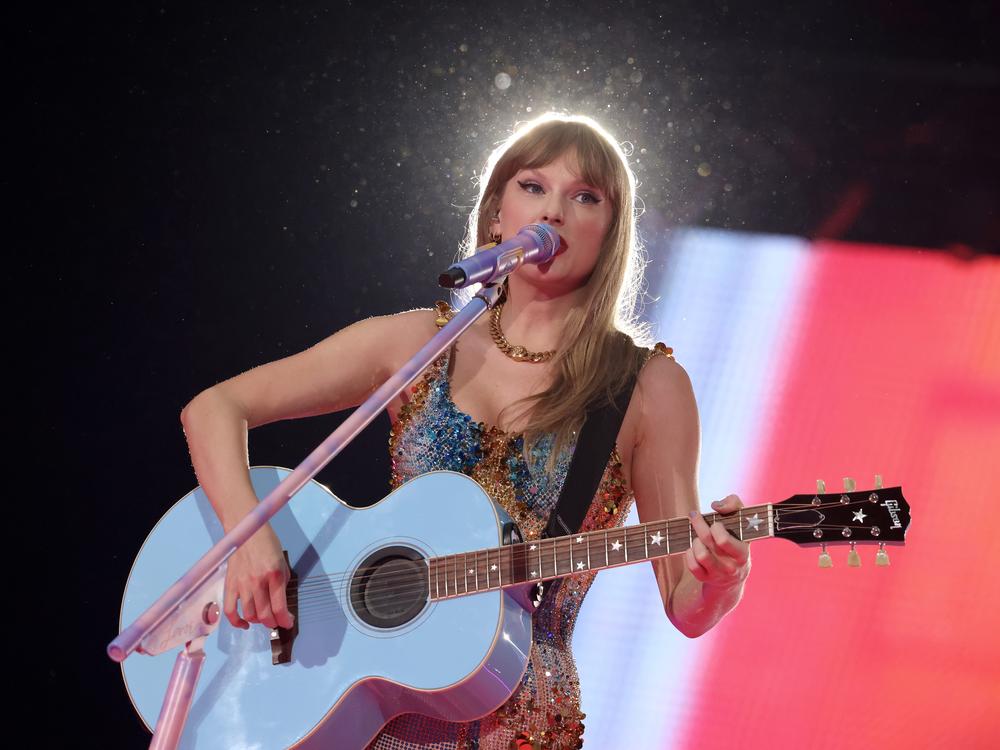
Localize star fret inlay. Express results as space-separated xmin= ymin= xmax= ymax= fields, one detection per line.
xmin=611 ymin=540 xmax=622 ymax=551
xmin=576 ymin=561 xmax=585 ymax=570
xmin=745 ymin=513 xmax=763 ymax=531
xmin=650 ymin=531 xmax=664 ymax=546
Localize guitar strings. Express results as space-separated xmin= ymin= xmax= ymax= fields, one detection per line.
xmin=274 ymin=498 xmax=881 ymax=595
xmin=283 ymin=517 xmax=740 ymax=594
xmin=283 ymin=533 xmax=847 ymax=615
xmin=265 ymin=516 xmax=891 ymax=615
xmin=243 ymin=517 xmax=892 ymax=626
xmin=269 ymin=501 xmax=883 ymax=606
xmin=286 ymin=519 xmax=877 ymax=607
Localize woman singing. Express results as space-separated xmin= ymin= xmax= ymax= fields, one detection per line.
xmin=180 ymin=112 xmax=751 ymax=749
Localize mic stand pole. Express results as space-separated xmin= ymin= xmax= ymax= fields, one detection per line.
xmin=107 ymin=282 xmax=505 ymax=749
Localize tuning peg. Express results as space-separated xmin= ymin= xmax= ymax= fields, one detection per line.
xmin=818 ymin=543 xmax=833 ymax=568
xmin=843 ymin=477 xmax=856 ymax=492
xmin=875 ymin=542 xmax=890 ymax=567
xmin=874 ymin=474 xmax=883 ymax=490
xmin=813 ymin=479 xmax=826 ymax=506
xmin=847 ymin=541 xmax=861 ymax=567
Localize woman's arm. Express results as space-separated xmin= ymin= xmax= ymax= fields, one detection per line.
xmin=179 ymin=307 xmax=439 ymax=630
xmin=630 ymin=354 xmax=751 ymax=638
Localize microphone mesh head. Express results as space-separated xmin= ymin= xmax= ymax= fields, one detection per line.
xmin=522 ymin=223 xmax=559 ymax=258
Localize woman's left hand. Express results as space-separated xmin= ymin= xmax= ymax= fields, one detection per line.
xmin=687 ymin=494 xmax=752 ymax=590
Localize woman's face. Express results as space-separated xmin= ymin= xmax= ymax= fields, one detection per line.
xmin=490 ymin=148 xmax=615 ymax=295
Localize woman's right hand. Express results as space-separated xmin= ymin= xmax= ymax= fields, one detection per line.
xmin=223 ymin=525 xmax=295 ymax=631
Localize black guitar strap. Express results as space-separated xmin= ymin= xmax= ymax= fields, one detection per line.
xmin=542 ymin=369 xmax=639 ymax=540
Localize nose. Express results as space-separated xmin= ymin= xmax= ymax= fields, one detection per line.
xmin=540 ymin=197 xmax=564 ymax=225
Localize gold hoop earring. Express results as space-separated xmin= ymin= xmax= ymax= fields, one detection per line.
xmin=489 ymin=213 xmax=501 ymax=244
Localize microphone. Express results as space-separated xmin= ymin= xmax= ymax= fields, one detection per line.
xmin=438 ymin=223 xmax=563 ymax=289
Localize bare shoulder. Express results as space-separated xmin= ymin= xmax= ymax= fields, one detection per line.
xmin=384 ymin=306 xmax=438 ymax=337
xmin=634 ymin=349 xmax=698 ymax=446
xmin=391 ymin=305 xmax=441 ymax=327
xmin=382 ymin=305 xmax=450 ymax=369
xmin=636 ymin=350 xmax=692 ymax=397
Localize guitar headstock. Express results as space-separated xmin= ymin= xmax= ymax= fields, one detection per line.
xmin=773 ymin=475 xmax=910 ymax=567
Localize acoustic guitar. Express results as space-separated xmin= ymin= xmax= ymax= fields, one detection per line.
xmin=120 ymin=467 xmax=909 ymax=748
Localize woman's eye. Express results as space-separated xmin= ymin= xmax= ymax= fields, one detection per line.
xmin=518 ymin=180 xmax=603 ymax=205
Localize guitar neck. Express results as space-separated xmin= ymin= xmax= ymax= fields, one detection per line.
xmin=428 ymin=505 xmax=774 ymax=601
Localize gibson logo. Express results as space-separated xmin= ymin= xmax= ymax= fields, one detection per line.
xmin=881 ymin=499 xmax=903 ymax=530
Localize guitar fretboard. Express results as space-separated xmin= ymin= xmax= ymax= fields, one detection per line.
xmin=428 ymin=505 xmax=774 ymax=601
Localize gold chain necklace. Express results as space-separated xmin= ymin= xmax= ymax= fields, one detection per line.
xmin=489 ymin=301 xmax=557 ymax=363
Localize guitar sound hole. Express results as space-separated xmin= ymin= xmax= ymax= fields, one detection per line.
xmin=350 ymin=545 xmax=429 ymax=629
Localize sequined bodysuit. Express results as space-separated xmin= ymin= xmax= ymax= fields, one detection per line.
xmin=369 ymin=315 xmax=671 ymax=750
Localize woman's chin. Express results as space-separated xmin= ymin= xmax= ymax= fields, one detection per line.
xmin=512 ymin=261 xmax=582 ymax=291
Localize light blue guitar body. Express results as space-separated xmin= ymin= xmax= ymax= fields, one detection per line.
xmin=120 ymin=467 xmax=535 ymax=749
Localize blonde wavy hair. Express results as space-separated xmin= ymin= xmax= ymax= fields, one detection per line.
xmin=452 ymin=113 xmax=654 ymax=473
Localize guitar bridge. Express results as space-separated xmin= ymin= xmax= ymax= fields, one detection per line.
xmin=269 ymin=551 xmax=299 ymax=665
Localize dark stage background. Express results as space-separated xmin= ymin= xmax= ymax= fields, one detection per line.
xmin=38 ymin=2 xmax=997 ymax=746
